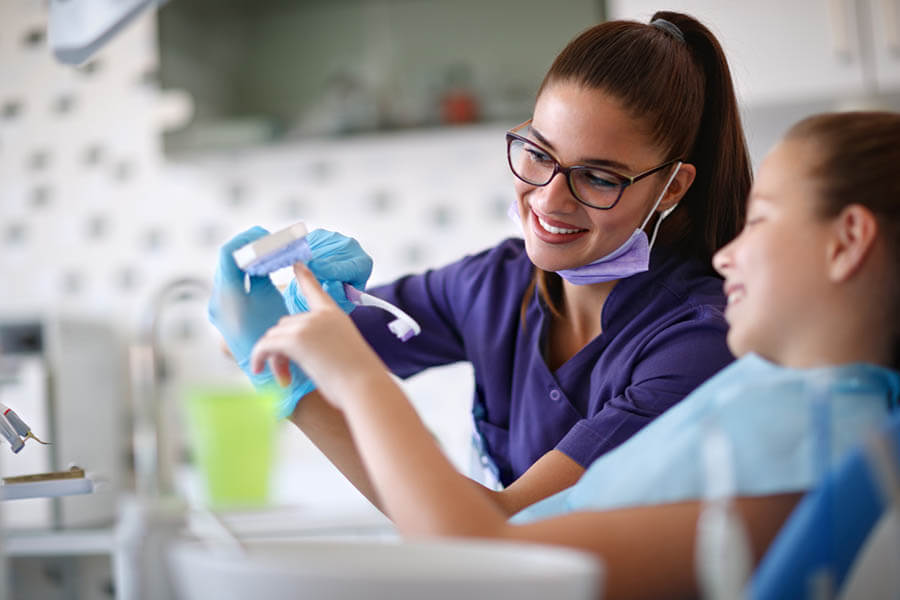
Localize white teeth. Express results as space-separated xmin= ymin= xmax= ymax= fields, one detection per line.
xmin=727 ymin=290 xmax=744 ymax=305
xmin=538 ymin=216 xmax=583 ymax=235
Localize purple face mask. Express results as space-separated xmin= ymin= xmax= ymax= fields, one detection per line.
xmin=510 ymin=162 xmax=682 ymax=285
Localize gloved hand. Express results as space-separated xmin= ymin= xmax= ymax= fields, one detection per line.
xmin=208 ymin=226 xmax=315 ymax=418
xmin=283 ymin=229 xmax=374 ymax=314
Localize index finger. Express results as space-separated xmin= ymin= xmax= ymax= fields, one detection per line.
xmin=292 ymin=262 xmax=338 ymax=310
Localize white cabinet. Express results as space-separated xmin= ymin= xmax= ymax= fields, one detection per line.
xmin=871 ymin=0 xmax=900 ymax=90
xmin=607 ymin=0 xmax=900 ymax=106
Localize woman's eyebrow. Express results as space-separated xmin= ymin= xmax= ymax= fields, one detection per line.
xmin=530 ymin=126 xmax=633 ymax=172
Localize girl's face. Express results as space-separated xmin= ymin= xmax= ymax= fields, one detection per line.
xmin=713 ymin=139 xmax=834 ymax=363
xmin=514 ymin=83 xmax=689 ymax=273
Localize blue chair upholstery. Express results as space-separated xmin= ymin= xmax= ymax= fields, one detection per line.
xmin=749 ymin=410 xmax=900 ymax=599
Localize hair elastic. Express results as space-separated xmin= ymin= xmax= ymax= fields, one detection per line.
xmin=651 ymin=18 xmax=685 ymax=44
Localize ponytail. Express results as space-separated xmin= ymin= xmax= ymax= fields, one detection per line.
xmin=654 ymin=11 xmax=752 ymax=262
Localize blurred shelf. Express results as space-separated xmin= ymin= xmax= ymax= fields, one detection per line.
xmin=5 ymin=527 xmax=115 ymax=557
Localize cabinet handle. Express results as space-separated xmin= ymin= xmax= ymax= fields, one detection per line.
xmin=880 ymin=0 xmax=900 ymax=57
xmin=828 ymin=0 xmax=857 ymax=63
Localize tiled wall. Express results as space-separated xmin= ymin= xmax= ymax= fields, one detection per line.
xmin=0 ymin=4 xmax=519 ymax=332
xmin=1 ymin=2 xmax=520 ymax=510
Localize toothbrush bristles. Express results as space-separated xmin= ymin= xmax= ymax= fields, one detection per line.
xmin=388 ymin=320 xmax=416 ymax=342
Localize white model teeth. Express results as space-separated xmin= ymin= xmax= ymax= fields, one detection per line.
xmin=538 ymin=217 xmax=582 ymax=235
xmin=727 ymin=290 xmax=744 ymax=305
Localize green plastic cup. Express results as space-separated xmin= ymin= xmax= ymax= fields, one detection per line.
xmin=183 ymin=385 xmax=279 ymax=508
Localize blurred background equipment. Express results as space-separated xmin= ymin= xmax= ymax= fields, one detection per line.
xmin=0 ymin=318 xmax=126 ymax=530
xmin=48 ymin=0 xmax=164 ymax=65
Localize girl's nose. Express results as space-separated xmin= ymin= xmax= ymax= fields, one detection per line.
xmin=712 ymin=239 xmax=735 ymax=277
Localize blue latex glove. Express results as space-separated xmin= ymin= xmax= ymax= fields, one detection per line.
xmin=208 ymin=226 xmax=315 ymax=418
xmin=283 ymin=229 xmax=374 ymax=314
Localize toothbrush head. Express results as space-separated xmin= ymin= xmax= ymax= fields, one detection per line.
xmin=388 ymin=318 xmax=420 ymax=342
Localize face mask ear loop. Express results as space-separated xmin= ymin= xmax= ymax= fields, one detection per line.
xmin=642 ymin=161 xmax=683 ymax=250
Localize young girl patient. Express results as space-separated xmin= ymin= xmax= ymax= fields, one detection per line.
xmin=250 ymin=111 xmax=900 ymax=599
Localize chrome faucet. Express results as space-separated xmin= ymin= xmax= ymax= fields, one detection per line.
xmin=129 ymin=277 xmax=211 ymax=500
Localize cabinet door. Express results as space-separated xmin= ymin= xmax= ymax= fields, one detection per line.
xmin=869 ymin=0 xmax=900 ymax=91
xmin=607 ymin=0 xmax=869 ymax=105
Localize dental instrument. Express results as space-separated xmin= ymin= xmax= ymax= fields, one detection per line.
xmin=1 ymin=466 xmax=94 ymax=500
xmin=695 ymin=416 xmax=752 ymax=600
xmin=232 ymin=223 xmax=421 ymax=342
xmin=1 ymin=402 xmax=50 ymax=446
xmin=0 ymin=416 xmax=24 ymax=454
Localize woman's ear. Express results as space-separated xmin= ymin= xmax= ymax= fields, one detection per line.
xmin=827 ymin=204 xmax=879 ymax=282
xmin=659 ymin=163 xmax=696 ymax=212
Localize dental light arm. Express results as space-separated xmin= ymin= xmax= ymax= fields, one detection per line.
xmin=47 ymin=0 xmax=165 ymax=65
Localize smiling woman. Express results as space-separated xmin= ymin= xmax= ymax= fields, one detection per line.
xmin=209 ymin=10 xmax=752 ymax=522
xmin=332 ymin=11 xmax=751 ymax=507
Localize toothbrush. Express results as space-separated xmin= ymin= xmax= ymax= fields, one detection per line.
xmin=343 ymin=283 xmax=422 ymax=342
xmin=232 ymin=223 xmax=422 ymax=342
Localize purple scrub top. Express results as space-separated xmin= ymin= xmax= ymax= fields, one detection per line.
xmin=351 ymin=238 xmax=733 ymax=487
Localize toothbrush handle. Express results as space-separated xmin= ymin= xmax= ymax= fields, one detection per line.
xmin=342 ymin=283 xmax=364 ymax=304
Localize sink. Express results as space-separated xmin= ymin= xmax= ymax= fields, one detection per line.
xmin=168 ymin=536 xmax=603 ymax=600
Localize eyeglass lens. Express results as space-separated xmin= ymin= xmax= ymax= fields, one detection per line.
xmin=507 ymin=137 xmax=627 ymax=209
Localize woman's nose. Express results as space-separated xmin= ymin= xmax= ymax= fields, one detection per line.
xmin=532 ymin=171 xmax=579 ymax=212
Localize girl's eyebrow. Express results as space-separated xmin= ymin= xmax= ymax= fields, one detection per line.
xmin=748 ymin=191 xmax=774 ymax=206
xmin=530 ymin=126 xmax=633 ymax=173
xmin=745 ymin=193 xmax=776 ymax=215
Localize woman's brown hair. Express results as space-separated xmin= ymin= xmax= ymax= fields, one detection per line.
xmin=521 ymin=11 xmax=752 ymax=320
xmin=785 ymin=111 xmax=900 ymax=367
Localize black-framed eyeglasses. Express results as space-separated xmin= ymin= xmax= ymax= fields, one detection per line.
xmin=505 ymin=120 xmax=682 ymax=210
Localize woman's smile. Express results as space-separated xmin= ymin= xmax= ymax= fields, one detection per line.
xmin=530 ymin=208 xmax=589 ymax=243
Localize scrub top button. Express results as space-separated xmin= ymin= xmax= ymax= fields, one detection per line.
xmin=549 ymin=389 xmax=561 ymax=401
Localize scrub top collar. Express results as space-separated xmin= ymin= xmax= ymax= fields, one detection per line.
xmin=532 ymin=244 xmax=686 ymax=358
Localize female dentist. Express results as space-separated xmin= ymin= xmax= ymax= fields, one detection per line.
xmin=209 ymin=11 xmax=751 ymax=514
xmin=251 ymin=110 xmax=900 ymax=599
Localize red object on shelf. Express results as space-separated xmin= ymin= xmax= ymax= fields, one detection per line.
xmin=441 ymin=90 xmax=479 ymax=124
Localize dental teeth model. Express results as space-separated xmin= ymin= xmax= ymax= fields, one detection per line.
xmin=233 ymin=222 xmax=421 ymax=342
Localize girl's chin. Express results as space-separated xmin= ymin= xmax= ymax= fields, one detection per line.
xmin=725 ymin=329 xmax=752 ymax=359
